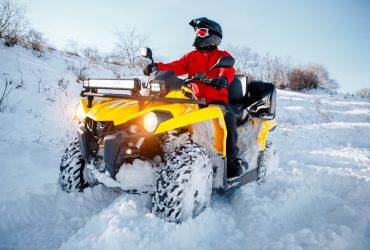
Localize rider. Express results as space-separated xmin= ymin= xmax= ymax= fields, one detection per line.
xmin=143 ymin=17 xmax=248 ymax=178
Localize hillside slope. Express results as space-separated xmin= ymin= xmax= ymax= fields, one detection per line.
xmin=0 ymin=44 xmax=369 ymax=250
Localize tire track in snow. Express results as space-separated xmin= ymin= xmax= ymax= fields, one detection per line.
xmin=59 ymin=193 xmax=246 ymax=250
xmin=228 ymin=162 xmax=370 ymax=249
xmin=0 ymin=184 xmax=119 ymax=250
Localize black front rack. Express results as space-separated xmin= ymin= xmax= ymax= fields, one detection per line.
xmin=80 ymin=78 xmax=205 ymax=109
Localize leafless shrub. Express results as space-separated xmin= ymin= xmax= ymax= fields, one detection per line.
xmin=288 ymin=67 xmax=319 ymax=90
xmin=288 ymin=64 xmax=338 ymax=91
xmin=23 ymin=28 xmax=46 ymax=56
xmin=3 ymin=34 xmax=18 ymax=46
xmin=113 ymin=27 xmax=148 ymax=68
xmin=0 ymin=0 xmax=27 ymax=44
xmin=83 ymin=46 xmax=101 ymax=63
xmin=104 ymin=53 xmax=124 ymax=66
xmin=64 ymin=39 xmax=80 ymax=57
xmin=278 ymin=83 xmax=287 ymax=89
xmin=58 ymin=78 xmax=69 ymax=91
xmin=67 ymin=62 xmax=88 ymax=81
xmin=0 ymin=76 xmax=14 ymax=112
xmin=310 ymin=64 xmax=339 ymax=91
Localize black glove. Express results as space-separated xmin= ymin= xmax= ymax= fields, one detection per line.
xmin=143 ymin=63 xmax=156 ymax=76
xmin=211 ymin=76 xmax=228 ymax=91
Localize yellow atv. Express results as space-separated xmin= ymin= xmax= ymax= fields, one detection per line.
xmin=59 ymin=48 xmax=278 ymax=223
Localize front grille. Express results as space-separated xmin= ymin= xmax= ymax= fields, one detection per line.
xmin=96 ymin=122 xmax=106 ymax=137
xmin=86 ymin=118 xmax=114 ymax=138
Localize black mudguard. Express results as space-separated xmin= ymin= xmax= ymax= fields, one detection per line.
xmin=77 ymin=125 xmax=91 ymax=162
xmin=104 ymin=133 xmax=124 ymax=179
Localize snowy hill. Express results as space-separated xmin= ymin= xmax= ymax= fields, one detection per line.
xmin=1 ymin=44 xmax=370 ymax=250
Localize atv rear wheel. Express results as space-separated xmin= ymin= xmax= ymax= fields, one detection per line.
xmin=257 ymin=141 xmax=279 ymax=184
xmin=59 ymin=138 xmax=89 ymax=192
xmin=152 ymin=142 xmax=213 ymax=223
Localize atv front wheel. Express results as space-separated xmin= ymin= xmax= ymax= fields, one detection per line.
xmin=152 ymin=143 xmax=213 ymax=223
xmin=59 ymin=138 xmax=89 ymax=192
xmin=257 ymin=141 xmax=279 ymax=184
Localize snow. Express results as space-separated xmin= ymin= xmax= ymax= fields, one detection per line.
xmin=116 ymin=159 xmax=157 ymax=192
xmin=1 ymin=42 xmax=370 ymax=249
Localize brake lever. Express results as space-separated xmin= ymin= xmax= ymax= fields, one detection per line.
xmin=182 ymin=76 xmax=195 ymax=85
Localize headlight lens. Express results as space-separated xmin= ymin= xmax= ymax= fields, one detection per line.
xmin=149 ymin=80 xmax=166 ymax=96
xmin=150 ymin=82 xmax=161 ymax=92
xmin=74 ymin=103 xmax=85 ymax=122
xmin=142 ymin=112 xmax=158 ymax=132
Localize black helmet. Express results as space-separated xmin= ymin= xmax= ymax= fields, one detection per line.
xmin=189 ymin=17 xmax=222 ymax=50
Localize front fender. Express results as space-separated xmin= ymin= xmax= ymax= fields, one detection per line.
xmin=154 ymin=106 xmax=227 ymax=156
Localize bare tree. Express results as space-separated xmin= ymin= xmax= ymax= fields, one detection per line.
xmin=258 ymin=53 xmax=274 ymax=82
xmin=113 ymin=27 xmax=148 ymax=68
xmin=227 ymin=45 xmax=259 ymax=78
xmin=255 ymin=54 xmax=291 ymax=86
xmin=268 ymin=55 xmax=291 ymax=87
xmin=228 ymin=45 xmax=291 ymax=87
xmin=356 ymin=88 xmax=370 ymax=98
xmin=0 ymin=0 xmax=27 ymax=42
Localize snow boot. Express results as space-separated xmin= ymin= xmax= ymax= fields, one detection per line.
xmin=227 ymin=157 xmax=248 ymax=178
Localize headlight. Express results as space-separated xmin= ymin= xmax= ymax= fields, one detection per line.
xmin=149 ymin=80 xmax=166 ymax=96
xmin=74 ymin=103 xmax=85 ymax=122
xmin=142 ymin=112 xmax=158 ymax=132
xmin=150 ymin=82 xmax=161 ymax=92
xmin=83 ymin=79 xmax=140 ymax=91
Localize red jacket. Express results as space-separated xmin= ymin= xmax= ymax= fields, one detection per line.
xmin=156 ymin=48 xmax=235 ymax=104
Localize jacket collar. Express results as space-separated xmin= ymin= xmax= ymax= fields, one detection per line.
xmin=197 ymin=45 xmax=218 ymax=53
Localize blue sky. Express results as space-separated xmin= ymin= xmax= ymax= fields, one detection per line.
xmin=17 ymin=0 xmax=370 ymax=93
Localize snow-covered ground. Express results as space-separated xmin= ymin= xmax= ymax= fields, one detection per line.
xmin=1 ymin=43 xmax=370 ymax=250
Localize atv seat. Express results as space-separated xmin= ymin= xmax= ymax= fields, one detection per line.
xmin=228 ymin=75 xmax=248 ymax=122
xmin=228 ymin=75 xmax=248 ymax=104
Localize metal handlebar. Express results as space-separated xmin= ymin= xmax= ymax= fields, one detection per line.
xmin=181 ymin=76 xmax=212 ymax=85
xmin=181 ymin=75 xmax=228 ymax=89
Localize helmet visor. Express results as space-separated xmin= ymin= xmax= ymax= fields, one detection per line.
xmin=195 ymin=28 xmax=209 ymax=38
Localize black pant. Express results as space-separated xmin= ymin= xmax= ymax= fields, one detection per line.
xmin=207 ymin=101 xmax=239 ymax=159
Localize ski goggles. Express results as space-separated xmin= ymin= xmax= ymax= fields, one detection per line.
xmin=195 ymin=28 xmax=209 ymax=38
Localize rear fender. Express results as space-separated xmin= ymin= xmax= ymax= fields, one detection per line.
xmin=154 ymin=106 xmax=227 ymax=156
xmin=253 ymin=118 xmax=277 ymax=151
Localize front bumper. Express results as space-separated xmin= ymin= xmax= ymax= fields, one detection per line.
xmin=77 ymin=124 xmax=150 ymax=179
